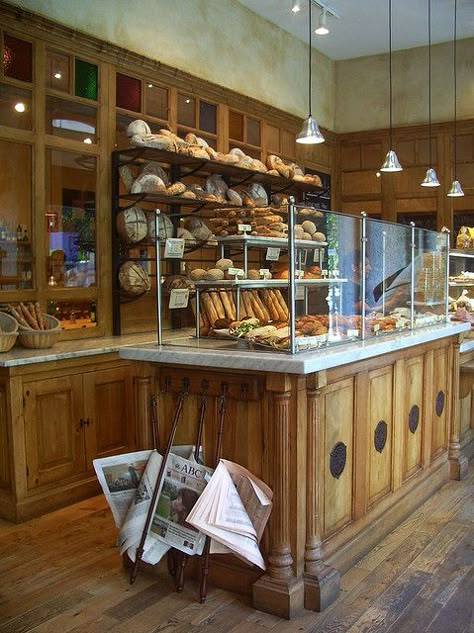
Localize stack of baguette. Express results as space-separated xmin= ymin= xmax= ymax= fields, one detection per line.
xmin=209 ymin=207 xmax=287 ymax=238
xmin=193 ymin=289 xmax=288 ymax=333
xmin=7 ymin=302 xmax=47 ymax=330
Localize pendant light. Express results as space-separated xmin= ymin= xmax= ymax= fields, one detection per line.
xmin=380 ymin=0 xmax=402 ymax=172
xmin=447 ymin=0 xmax=464 ymax=197
xmin=421 ymin=0 xmax=440 ymax=187
xmin=296 ymin=0 xmax=325 ymax=145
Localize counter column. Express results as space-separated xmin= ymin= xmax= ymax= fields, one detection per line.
xmin=449 ymin=335 xmax=469 ymax=480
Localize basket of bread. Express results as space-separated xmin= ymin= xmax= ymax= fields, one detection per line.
xmin=0 ymin=311 xmax=19 ymax=352
xmin=7 ymin=302 xmax=62 ymax=349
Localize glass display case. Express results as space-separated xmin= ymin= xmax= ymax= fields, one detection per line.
xmin=112 ymin=147 xmax=448 ymax=353
xmin=448 ymin=248 xmax=474 ymax=324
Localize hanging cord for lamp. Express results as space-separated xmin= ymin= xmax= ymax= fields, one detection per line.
xmin=428 ymin=0 xmax=432 ymax=167
xmin=308 ymin=0 xmax=312 ymax=117
xmin=453 ymin=0 xmax=457 ymax=179
xmin=388 ymin=0 xmax=393 ymax=149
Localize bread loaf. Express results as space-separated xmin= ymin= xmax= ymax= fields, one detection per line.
xmin=127 ymin=119 xmax=151 ymax=138
xmin=166 ymin=182 xmax=187 ymax=196
xmin=117 ymin=207 xmax=148 ymax=244
xmin=131 ymin=174 xmax=166 ymax=194
xmin=147 ymin=211 xmax=174 ymax=240
xmin=119 ymin=262 xmax=151 ymax=296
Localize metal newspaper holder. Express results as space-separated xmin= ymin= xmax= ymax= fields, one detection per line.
xmin=130 ymin=375 xmax=249 ymax=604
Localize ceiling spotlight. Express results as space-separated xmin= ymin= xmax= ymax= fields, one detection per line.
xmin=54 ymin=72 xmax=62 ymax=79
xmin=14 ymin=102 xmax=26 ymax=113
xmin=291 ymin=1 xmax=301 ymax=13
xmin=315 ymin=9 xmax=329 ymax=35
xmin=185 ymin=98 xmax=191 ymax=104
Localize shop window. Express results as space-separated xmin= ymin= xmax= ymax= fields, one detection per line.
xmin=247 ymin=117 xmax=261 ymax=147
xmin=46 ymin=96 xmax=97 ymax=143
xmin=0 ymin=83 xmax=32 ymax=130
xmin=116 ymin=73 xmax=141 ymax=112
xmin=3 ymin=34 xmax=32 ymax=83
xmin=145 ymin=83 xmax=168 ymax=120
xmin=46 ymin=50 xmax=70 ymax=92
xmin=177 ymin=93 xmax=196 ymax=128
xmin=74 ymin=59 xmax=98 ymax=101
xmin=45 ymin=149 xmax=97 ymax=290
xmin=0 ymin=140 xmax=33 ymax=289
xmin=229 ymin=110 xmax=244 ymax=142
xmin=199 ymin=101 xmax=216 ymax=134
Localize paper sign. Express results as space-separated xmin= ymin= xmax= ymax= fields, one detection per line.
xmin=228 ymin=267 xmax=245 ymax=277
xmin=296 ymin=285 xmax=305 ymax=300
xmin=266 ymin=247 xmax=280 ymax=261
xmin=296 ymin=270 xmax=304 ymax=279
xmin=169 ymin=289 xmax=190 ymax=309
xmin=164 ymin=238 xmax=185 ymax=259
xmin=238 ymin=224 xmax=251 ymax=233
xmin=347 ymin=329 xmax=360 ymax=338
xmin=259 ymin=269 xmax=271 ymax=279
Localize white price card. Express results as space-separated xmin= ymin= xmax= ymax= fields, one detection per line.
xmin=169 ymin=289 xmax=190 ymax=309
xmin=164 ymin=238 xmax=185 ymax=259
xmin=259 ymin=268 xmax=271 ymax=279
xmin=321 ymin=269 xmax=328 ymax=278
xmin=228 ymin=267 xmax=245 ymax=277
xmin=238 ymin=224 xmax=252 ymax=233
xmin=347 ymin=329 xmax=360 ymax=338
xmin=296 ymin=269 xmax=304 ymax=279
xmin=296 ymin=285 xmax=305 ymax=300
xmin=266 ymin=247 xmax=281 ymax=261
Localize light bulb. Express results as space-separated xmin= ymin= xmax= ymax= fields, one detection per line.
xmin=291 ymin=1 xmax=300 ymax=13
xmin=315 ymin=10 xmax=329 ymax=35
xmin=83 ymin=137 xmax=92 ymax=144
xmin=14 ymin=102 xmax=26 ymax=113
xmin=54 ymin=72 xmax=62 ymax=79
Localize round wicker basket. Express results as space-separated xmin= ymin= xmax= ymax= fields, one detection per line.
xmin=18 ymin=314 xmax=62 ymax=349
xmin=0 ymin=312 xmax=19 ymax=353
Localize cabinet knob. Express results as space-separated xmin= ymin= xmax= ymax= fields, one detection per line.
xmin=79 ymin=417 xmax=91 ymax=427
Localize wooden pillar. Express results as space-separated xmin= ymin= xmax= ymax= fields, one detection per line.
xmin=448 ymin=336 xmax=469 ymax=480
xmin=252 ymin=374 xmax=304 ymax=619
xmin=134 ymin=363 xmax=154 ymax=449
xmin=303 ymin=372 xmax=340 ymax=611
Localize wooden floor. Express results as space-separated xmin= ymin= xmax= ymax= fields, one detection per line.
xmin=0 ymin=464 xmax=473 ymax=633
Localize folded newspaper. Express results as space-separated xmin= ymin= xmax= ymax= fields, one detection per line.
xmin=94 ymin=451 xmax=272 ymax=570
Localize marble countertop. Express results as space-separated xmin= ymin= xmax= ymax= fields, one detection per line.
xmin=119 ymin=322 xmax=470 ymax=375
xmin=0 ymin=332 xmax=157 ymax=367
xmin=460 ymin=335 xmax=474 ymax=354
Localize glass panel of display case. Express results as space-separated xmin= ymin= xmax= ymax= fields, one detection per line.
xmin=0 ymin=139 xmax=32 ymax=289
xmin=45 ymin=50 xmax=70 ymax=92
xmin=247 ymin=117 xmax=261 ymax=147
xmin=74 ymin=58 xmax=98 ymax=101
xmin=115 ymin=113 xmax=136 ymax=149
xmin=0 ymin=83 xmax=32 ymax=130
xmin=177 ymin=93 xmax=196 ymax=128
xmin=145 ymin=82 xmax=168 ymax=120
xmin=3 ymin=34 xmax=32 ymax=83
xmin=413 ymin=226 xmax=447 ymax=327
xmin=45 ymin=149 xmax=96 ymax=289
xmin=116 ymin=73 xmax=141 ymax=112
xmin=46 ymin=96 xmax=97 ymax=143
xmin=229 ymin=110 xmax=244 ymax=142
xmin=47 ymin=299 xmax=97 ymax=329
xmin=199 ymin=100 xmax=217 ymax=134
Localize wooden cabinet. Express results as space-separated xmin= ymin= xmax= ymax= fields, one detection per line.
xmin=0 ymin=355 xmax=137 ymax=522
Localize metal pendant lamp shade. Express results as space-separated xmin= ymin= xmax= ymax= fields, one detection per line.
xmin=421 ymin=0 xmax=440 ymax=187
xmin=380 ymin=0 xmax=402 ymax=172
xmin=296 ymin=0 xmax=325 ymax=145
xmin=447 ymin=0 xmax=464 ymax=197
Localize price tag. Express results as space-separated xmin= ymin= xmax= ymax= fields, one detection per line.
xmin=266 ymin=247 xmax=281 ymax=261
xmin=373 ymin=323 xmax=380 ymax=333
xmin=169 ymin=288 xmax=189 ymax=309
xmin=296 ymin=269 xmax=304 ymax=279
xmin=296 ymin=285 xmax=305 ymax=300
xmin=228 ymin=267 xmax=245 ymax=278
xmin=395 ymin=320 xmax=405 ymax=329
xmin=238 ymin=224 xmax=252 ymax=233
xmin=164 ymin=238 xmax=185 ymax=259
xmin=347 ymin=328 xmax=360 ymax=338
xmin=321 ymin=269 xmax=328 ymax=278
xmin=259 ymin=268 xmax=271 ymax=279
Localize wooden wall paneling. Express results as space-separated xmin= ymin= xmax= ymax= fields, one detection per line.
xmin=391 ymin=359 xmax=405 ymax=491
xmin=353 ymin=371 xmax=368 ymax=520
xmin=361 ymin=142 xmax=383 ymax=170
xmin=341 ymin=145 xmax=361 ymax=171
xmin=322 ymin=377 xmax=354 ymax=538
xmin=367 ymin=366 xmax=393 ymax=508
xmin=402 ymin=356 xmax=424 ymax=481
xmin=422 ymin=349 xmax=434 ymax=469
xmin=281 ymin=129 xmax=296 ymax=161
xmin=216 ymin=102 xmax=228 ymax=154
xmin=431 ymin=347 xmax=449 ymax=459
xmin=0 ymin=380 xmax=10 ymax=489
xmin=342 ymin=200 xmax=381 ymax=216
xmin=342 ymin=170 xmax=381 ymax=197
xmin=8 ymin=375 xmax=28 ymax=503
xmin=448 ymin=338 xmax=469 ymax=480
xmin=263 ymin=123 xmax=280 ymax=155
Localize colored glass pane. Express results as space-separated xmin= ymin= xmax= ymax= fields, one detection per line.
xmin=74 ymin=59 xmax=98 ymax=101
xmin=199 ymin=101 xmax=216 ymax=134
xmin=177 ymin=93 xmax=195 ymax=128
xmin=3 ymin=34 xmax=32 ymax=83
xmin=145 ymin=83 xmax=168 ymax=120
xmin=46 ymin=50 xmax=70 ymax=92
xmin=116 ymin=73 xmax=141 ymax=112
xmin=0 ymin=83 xmax=32 ymax=130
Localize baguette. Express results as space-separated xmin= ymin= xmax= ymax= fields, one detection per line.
xmin=20 ymin=302 xmax=39 ymax=329
xmin=241 ymin=291 xmax=255 ymax=319
xmin=273 ymin=289 xmax=289 ymax=319
xmin=251 ymin=290 xmax=271 ymax=322
xmin=34 ymin=302 xmax=46 ymax=330
xmin=268 ymin=290 xmax=287 ymax=321
xmin=260 ymin=290 xmax=280 ymax=321
xmin=201 ymin=292 xmax=219 ymax=327
xmin=8 ymin=304 xmax=29 ymax=328
xmin=219 ymin=291 xmax=235 ymax=320
xmin=209 ymin=291 xmax=225 ymax=320
xmin=248 ymin=292 xmax=266 ymax=323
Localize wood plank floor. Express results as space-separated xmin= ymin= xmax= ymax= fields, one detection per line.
xmin=0 ymin=463 xmax=473 ymax=633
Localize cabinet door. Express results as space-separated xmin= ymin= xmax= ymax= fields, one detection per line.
xmin=23 ymin=376 xmax=85 ymax=489
xmin=83 ymin=366 xmax=136 ymax=469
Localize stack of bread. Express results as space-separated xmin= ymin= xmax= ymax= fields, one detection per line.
xmin=209 ymin=207 xmax=287 ymax=238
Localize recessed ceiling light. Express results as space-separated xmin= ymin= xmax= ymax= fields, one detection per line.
xmin=14 ymin=102 xmax=26 ymax=113
xmin=54 ymin=72 xmax=62 ymax=79
xmin=185 ymin=98 xmax=191 ymax=104
xmin=83 ymin=137 xmax=93 ymax=144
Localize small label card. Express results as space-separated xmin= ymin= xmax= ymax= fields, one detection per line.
xmin=296 ymin=285 xmax=305 ymax=300
xmin=266 ymin=247 xmax=281 ymax=261
xmin=321 ymin=269 xmax=328 ymax=278
xmin=238 ymin=224 xmax=252 ymax=233
xmin=164 ymin=238 xmax=185 ymax=259
xmin=296 ymin=269 xmax=304 ymax=279
xmin=259 ymin=268 xmax=271 ymax=279
xmin=347 ymin=328 xmax=360 ymax=338
xmin=169 ymin=288 xmax=190 ymax=309
xmin=228 ymin=267 xmax=245 ymax=278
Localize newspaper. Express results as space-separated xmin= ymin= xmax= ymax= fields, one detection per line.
xmin=186 ymin=459 xmax=273 ymax=570
xmin=93 ymin=450 xmax=153 ymax=528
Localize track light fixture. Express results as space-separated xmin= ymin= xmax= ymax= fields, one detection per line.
xmin=315 ymin=9 xmax=329 ymax=35
xmin=447 ymin=0 xmax=464 ymax=197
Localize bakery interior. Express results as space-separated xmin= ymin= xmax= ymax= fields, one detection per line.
xmin=0 ymin=0 xmax=473 ymax=625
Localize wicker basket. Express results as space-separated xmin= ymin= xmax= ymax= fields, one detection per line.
xmin=0 ymin=312 xmax=19 ymax=353
xmin=18 ymin=314 xmax=62 ymax=349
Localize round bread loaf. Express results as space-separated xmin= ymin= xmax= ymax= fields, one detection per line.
xmin=226 ymin=189 xmax=243 ymax=206
xmin=184 ymin=217 xmax=213 ymax=243
xmin=248 ymin=183 xmax=268 ymax=206
xmin=229 ymin=147 xmax=246 ymax=158
xmin=177 ymin=227 xmax=196 ymax=244
xmin=116 ymin=207 xmax=148 ymax=244
xmin=205 ymin=174 xmax=228 ymax=198
xmin=189 ymin=268 xmax=207 ymax=281
xmin=196 ymin=137 xmax=209 ymax=148
xmin=247 ymin=269 xmax=260 ymax=280
xmin=127 ymin=119 xmax=151 ymax=138
xmin=313 ymin=231 xmax=326 ymax=242
xmin=302 ymin=232 xmax=312 ymax=241
xmin=147 ymin=211 xmax=174 ymax=241
xmin=205 ymin=268 xmax=225 ymax=281
xmin=215 ymin=258 xmax=233 ymax=271
xmin=141 ymin=162 xmax=169 ymax=185
xmin=185 ymin=132 xmax=198 ymax=145
xmin=119 ymin=262 xmax=151 ymax=296
xmin=182 ymin=190 xmax=197 ymax=199
xmin=131 ymin=174 xmax=166 ymax=194
xmin=301 ymin=220 xmax=317 ymax=235
xmin=166 ymin=182 xmax=187 ymax=196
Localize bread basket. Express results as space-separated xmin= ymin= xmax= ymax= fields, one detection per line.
xmin=0 ymin=312 xmax=19 ymax=352
xmin=18 ymin=314 xmax=62 ymax=349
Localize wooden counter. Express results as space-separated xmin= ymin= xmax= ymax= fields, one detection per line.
xmin=119 ymin=323 xmax=470 ymax=618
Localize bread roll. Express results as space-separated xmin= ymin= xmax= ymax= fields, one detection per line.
xmin=302 ymin=220 xmax=317 ymax=235
xmin=189 ymin=268 xmax=207 ymax=281
xmin=166 ymin=182 xmax=187 ymax=196
xmin=313 ymin=231 xmax=326 ymax=242
xmin=205 ymin=268 xmax=225 ymax=281
xmin=226 ymin=189 xmax=243 ymax=206
xmin=127 ymin=119 xmax=151 ymax=138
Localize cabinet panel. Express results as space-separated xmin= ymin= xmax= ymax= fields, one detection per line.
xmin=431 ymin=349 xmax=449 ymax=457
xmin=403 ymin=356 xmax=424 ymax=479
xmin=0 ymin=383 xmax=10 ymax=488
xmin=367 ymin=367 xmax=393 ymax=506
xmin=83 ymin=366 xmax=135 ymax=468
xmin=24 ymin=376 xmax=84 ymax=489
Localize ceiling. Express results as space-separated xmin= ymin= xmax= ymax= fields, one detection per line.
xmin=236 ymin=0 xmax=474 ymax=61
